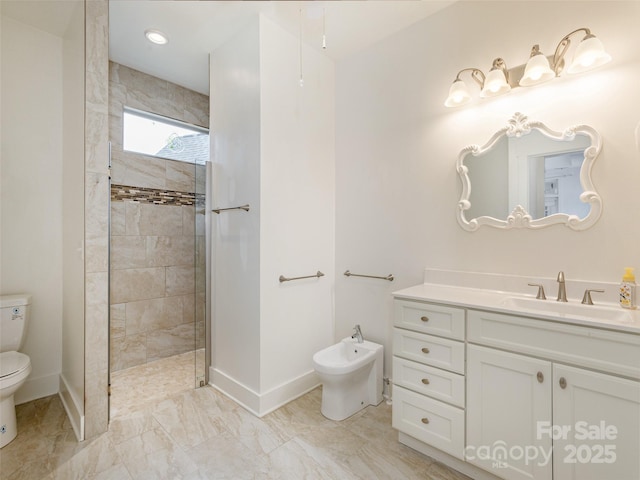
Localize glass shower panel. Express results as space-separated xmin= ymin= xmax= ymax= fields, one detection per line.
xmin=194 ymin=159 xmax=208 ymax=387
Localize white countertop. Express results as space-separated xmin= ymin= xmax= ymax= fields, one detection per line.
xmin=393 ymin=283 xmax=640 ymax=334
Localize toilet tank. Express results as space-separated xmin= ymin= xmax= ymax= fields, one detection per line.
xmin=0 ymin=294 xmax=32 ymax=352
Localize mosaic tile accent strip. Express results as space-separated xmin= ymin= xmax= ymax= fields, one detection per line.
xmin=111 ymin=184 xmax=204 ymax=206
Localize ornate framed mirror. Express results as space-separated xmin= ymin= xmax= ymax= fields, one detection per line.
xmin=456 ymin=112 xmax=602 ymax=231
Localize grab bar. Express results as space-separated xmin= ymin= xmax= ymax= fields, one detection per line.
xmin=279 ymin=271 xmax=325 ymax=283
xmin=344 ymin=270 xmax=394 ymax=282
xmin=212 ymin=204 xmax=250 ymax=214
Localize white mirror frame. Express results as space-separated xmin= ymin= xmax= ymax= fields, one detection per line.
xmin=456 ymin=112 xmax=602 ymax=231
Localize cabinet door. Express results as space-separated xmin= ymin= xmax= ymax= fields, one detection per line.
xmin=467 ymin=345 xmax=552 ymax=480
xmin=553 ymin=364 xmax=640 ymax=480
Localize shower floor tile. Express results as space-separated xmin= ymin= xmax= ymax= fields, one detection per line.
xmin=110 ymin=349 xmax=204 ymax=418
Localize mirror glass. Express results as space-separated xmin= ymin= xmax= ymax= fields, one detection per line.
xmin=457 ymin=113 xmax=602 ymax=231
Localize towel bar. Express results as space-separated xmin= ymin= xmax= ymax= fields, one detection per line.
xmin=279 ymin=271 xmax=325 ymax=283
xmin=344 ymin=270 xmax=394 ymax=282
xmin=212 ymin=204 xmax=250 ymax=214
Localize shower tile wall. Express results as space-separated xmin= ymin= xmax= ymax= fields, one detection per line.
xmin=85 ymin=0 xmax=110 ymax=439
xmin=109 ymin=62 xmax=208 ymax=371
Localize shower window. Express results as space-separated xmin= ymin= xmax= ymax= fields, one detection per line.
xmin=123 ymin=107 xmax=209 ymax=164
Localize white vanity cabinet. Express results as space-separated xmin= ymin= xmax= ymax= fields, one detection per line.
xmin=467 ymin=309 xmax=640 ymax=480
xmin=391 ymin=286 xmax=640 ymax=480
xmin=552 ymin=364 xmax=640 ymax=480
xmin=467 ymin=345 xmax=553 ymax=480
xmin=391 ymin=299 xmax=466 ymax=459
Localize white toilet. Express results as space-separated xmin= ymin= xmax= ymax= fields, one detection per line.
xmin=0 ymin=294 xmax=32 ymax=448
xmin=312 ymin=332 xmax=383 ymax=421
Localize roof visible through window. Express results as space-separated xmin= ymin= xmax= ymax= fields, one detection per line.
xmin=123 ymin=107 xmax=209 ymax=164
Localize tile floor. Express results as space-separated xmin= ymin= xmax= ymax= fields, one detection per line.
xmin=1 ymin=352 xmax=471 ymax=480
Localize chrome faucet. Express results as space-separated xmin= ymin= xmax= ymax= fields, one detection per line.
xmin=352 ymin=324 xmax=364 ymax=343
xmin=556 ymin=271 xmax=567 ymax=302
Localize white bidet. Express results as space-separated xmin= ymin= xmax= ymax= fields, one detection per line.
xmin=312 ymin=337 xmax=383 ymax=421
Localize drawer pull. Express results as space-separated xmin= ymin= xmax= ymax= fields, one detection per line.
xmin=559 ymin=377 xmax=567 ymax=389
xmin=421 ymin=347 xmax=430 ymax=354
xmin=421 ymin=316 xmax=429 ymax=322
xmin=421 ymin=417 xmax=430 ymax=425
xmin=537 ymin=371 xmax=544 ymax=383
xmin=421 ymin=378 xmax=430 ymax=385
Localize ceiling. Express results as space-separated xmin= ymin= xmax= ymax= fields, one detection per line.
xmin=1 ymin=1 xmax=453 ymax=96
xmin=110 ymin=1 xmax=453 ymax=95
xmin=1 ymin=0 xmax=79 ymax=37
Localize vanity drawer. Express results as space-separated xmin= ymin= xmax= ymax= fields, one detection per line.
xmin=468 ymin=309 xmax=640 ymax=379
xmin=393 ymin=357 xmax=465 ymax=408
xmin=392 ymin=385 xmax=465 ymax=460
xmin=394 ymin=299 xmax=465 ymax=340
xmin=393 ymin=328 xmax=465 ymax=374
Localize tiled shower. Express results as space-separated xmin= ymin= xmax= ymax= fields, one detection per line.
xmin=108 ymin=62 xmax=209 ymax=389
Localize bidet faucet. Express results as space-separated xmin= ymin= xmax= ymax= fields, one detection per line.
xmin=556 ymin=271 xmax=567 ymax=302
xmin=352 ymin=324 xmax=364 ymax=343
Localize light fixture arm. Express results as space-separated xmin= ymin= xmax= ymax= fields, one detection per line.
xmin=552 ymin=27 xmax=592 ymax=75
xmin=528 ymin=44 xmax=542 ymax=58
xmin=453 ymin=68 xmax=486 ymax=89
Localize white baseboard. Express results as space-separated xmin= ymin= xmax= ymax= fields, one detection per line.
xmin=210 ymin=367 xmax=320 ymax=417
xmin=259 ymin=370 xmax=320 ymax=416
xmin=14 ymin=372 xmax=59 ymax=405
xmin=59 ymin=374 xmax=84 ymax=441
xmin=210 ymin=368 xmax=261 ymax=414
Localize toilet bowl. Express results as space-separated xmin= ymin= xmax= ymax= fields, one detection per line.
xmin=0 ymin=352 xmax=31 ymax=448
xmin=312 ymin=337 xmax=383 ymax=421
xmin=0 ymin=294 xmax=32 ymax=448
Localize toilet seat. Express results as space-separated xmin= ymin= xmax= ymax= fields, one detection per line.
xmin=0 ymin=351 xmax=30 ymax=380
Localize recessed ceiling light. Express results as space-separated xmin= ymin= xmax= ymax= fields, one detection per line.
xmin=144 ymin=29 xmax=168 ymax=45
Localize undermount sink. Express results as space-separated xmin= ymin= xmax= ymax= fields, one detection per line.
xmin=500 ymin=296 xmax=634 ymax=323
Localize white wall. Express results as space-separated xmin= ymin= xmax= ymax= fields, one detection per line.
xmin=335 ymin=1 xmax=640 ymax=376
xmin=210 ymin=17 xmax=262 ymax=396
xmin=1 ymin=17 xmax=63 ymax=403
xmin=259 ymin=16 xmax=335 ymax=395
xmin=210 ymin=15 xmax=335 ymax=414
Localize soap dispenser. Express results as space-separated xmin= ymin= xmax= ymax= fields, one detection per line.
xmin=619 ymin=267 xmax=637 ymax=309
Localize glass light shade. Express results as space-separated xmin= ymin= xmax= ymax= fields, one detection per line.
xmin=145 ymin=29 xmax=169 ymax=45
xmin=444 ymin=79 xmax=472 ymax=107
xmin=519 ymin=54 xmax=556 ymax=86
xmin=480 ymin=68 xmax=511 ymax=98
xmin=567 ymin=35 xmax=611 ymax=74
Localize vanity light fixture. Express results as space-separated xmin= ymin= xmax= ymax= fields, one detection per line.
xmin=480 ymin=58 xmax=511 ymax=97
xmin=444 ymin=68 xmax=485 ymax=107
xmin=519 ymin=45 xmax=556 ymax=87
xmin=445 ymin=27 xmax=611 ymax=107
xmin=144 ymin=29 xmax=168 ymax=45
xmin=562 ymin=28 xmax=611 ymax=74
